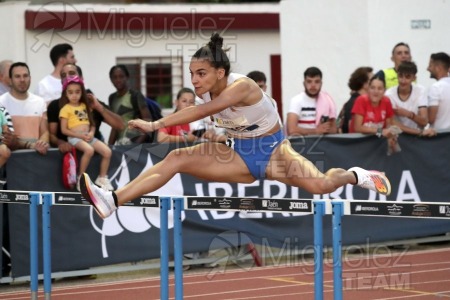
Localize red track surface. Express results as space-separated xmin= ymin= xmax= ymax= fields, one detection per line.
xmin=1 ymin=247 xmax=449 ymax=300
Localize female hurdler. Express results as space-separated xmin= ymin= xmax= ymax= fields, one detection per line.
xmin=80 ymin=33 xmax=391 ymax=219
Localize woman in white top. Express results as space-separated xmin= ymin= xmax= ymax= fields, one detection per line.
xmin=80 ymin=33 xmax=391 ymax=219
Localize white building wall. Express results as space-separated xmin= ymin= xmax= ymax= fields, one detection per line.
xmin=0 ymin=2 xmax=29 ymax=61
xmin=281 ymin=0 xmax=450 ymax=119
xmin=1 ymin=1 xmax=280 ymax=103
xmin=2 ymin=0 xmax=448 ymax=130
xmin=0 ymin=1 xmax=280 ymax=138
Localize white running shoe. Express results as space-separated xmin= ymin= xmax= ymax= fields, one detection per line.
xmin=348 ymin=167 xmax=391 ymax=196
xmin=80 ymin=173 xmax=117 ymax=218
xmin=95 ymin=176 xmax=114 ymax=191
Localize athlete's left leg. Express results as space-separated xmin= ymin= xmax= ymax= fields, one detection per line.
xmin=265 ymin=139 xmax=390 ymax=195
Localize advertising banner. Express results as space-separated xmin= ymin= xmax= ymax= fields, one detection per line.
xmin=5 ymin=133 xmax=450 ymax=277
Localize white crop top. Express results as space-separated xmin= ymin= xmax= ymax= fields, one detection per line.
xmin=201 ymin=73 xmax=280 ymax=138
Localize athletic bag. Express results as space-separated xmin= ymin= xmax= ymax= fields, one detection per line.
xmin=62 ymin=147 xmax=77 ymax=189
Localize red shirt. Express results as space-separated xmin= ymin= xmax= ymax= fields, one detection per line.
xmin=159 ymin=123 xmax=190 ymax=136
xmin=350 ymin=94 xmax=394 ymax=133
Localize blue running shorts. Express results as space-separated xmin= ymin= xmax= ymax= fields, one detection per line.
xmin=226 ymin=129 xmax=285 ymax=179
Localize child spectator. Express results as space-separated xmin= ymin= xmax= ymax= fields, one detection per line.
xmin=157 ymin=88 xmax=197 ymax=143
xmin=157 ymin=88 xmax=225 ymax=143
xmin=59 ymin=76 xmax=113 ymax=191
xmin=385 ymin=61 xmax=435 ymax=137
xmin=351 ymin=76 xmax=401 ymax=154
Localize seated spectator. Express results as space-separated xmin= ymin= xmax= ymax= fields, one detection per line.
xmin=350 ymin=76 xmax=401 ymax=154
xmin=0 ymin=107 xmax=11 ymax=168
xmin=59 ymin=76 xmax=113 ymax=191
xmin=0 ymin=62 xmax=49 ymax=155
xmin=286 ymin=67 xmax=337 ymax=136
xmin=158 ymin=88 xmax=225 ymax=143
xmin=337 ymin=66 xmax=373 ymax=133
xmin=0 ymin=106 xmax=13 ymax=133
xmin=48 ymin=63 xmax=124 ymax=153
xmin=427 ymin=52 xmax=450 ymax=130
xmin=386 ymin=61 xmax=435 ymax=137
xmin=157 ymin=88 xmax=197 ymax=143
xmin=108 ymin=65 xmax=152 ymax=145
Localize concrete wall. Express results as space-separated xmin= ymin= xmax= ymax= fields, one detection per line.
xmin=280 ymin=0 xmax=450 ymax=117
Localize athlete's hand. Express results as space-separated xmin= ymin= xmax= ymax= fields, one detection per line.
xmin=128 ymin=119 xmax=156 ymax=133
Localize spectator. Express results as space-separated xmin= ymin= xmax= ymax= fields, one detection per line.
xmin=286 ymin=67 xmax=337 ymax=136
xmin=427 ymin=52 xmax=450 ymax=130
xmin=0 ymin=60 xmax=12 ymax=95
xmin=157 ymin=88 xmax=225 ymax=144
xmin=0 ymin=62 xmax=49 ymax=154
xmin=247 ymin=70 xmax=282 ymax=121
xmin=0 ymin=61 xmax=12 ymax=279
xmin=0 ymin=61 xmax=14 ymax=132
xmin=337 ymin=66 xmax=373 ymax=133
xmin=0 ymin=107 xmax=13 ymax=133
xmin=157 ymin=88 xmax=198 ymax=143
xmin=0 ymin=106 xmax=10 ymax=278
xmin=59 ymin=76 xmax=113 ymax=191
xmin=107 ymin=65 xmax=152 ymax=145
xmin=247 ymin=70 xmax=267 ymax=92
xmin=35 ymin=43 xmax=77 ymax=104
xmin=48 ymin=63 xmax=124 ymax=153
xmin=350 ymin=76 xmax=402 ymax=154
xmin=375 ymin=42 xmax=412 ymax=89
xmin=386 ymin=61 xmax=435 ymax=137
xmin=0 ymin=108 xmax=11 ymax=168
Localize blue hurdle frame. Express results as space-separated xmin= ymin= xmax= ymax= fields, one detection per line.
xmin=22 ymin=193 xmax=450 ymax=300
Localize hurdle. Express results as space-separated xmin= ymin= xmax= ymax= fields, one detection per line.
xmin=328 ymin=199 xmax=450 ymax=300
xmin=165 ymin=198 xmax=450 ymax=300
xmin=171 ymin=196 xmax=320 ymax=300
xmin=0 ymin=190 xmax=161 ymax=300
xmin=3 ymin=191 xmax=450 ymax=300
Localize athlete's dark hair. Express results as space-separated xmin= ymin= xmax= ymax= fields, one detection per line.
xmin=192 ymin=33 xmax=231 ymax=76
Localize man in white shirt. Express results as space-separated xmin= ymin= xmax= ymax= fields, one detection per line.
xmin=286 ymin=67 xmax=337 ymax=136
xmin=34 ymin=43 xmax=77 ymax=105
xmin=427 ymin=52 xmax=450 ymax=130
xmin=0 ymin=62 xmax=49 ymax=154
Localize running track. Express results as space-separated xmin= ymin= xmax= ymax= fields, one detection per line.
xmin=1 ymin=247 xmax=449 ymax=299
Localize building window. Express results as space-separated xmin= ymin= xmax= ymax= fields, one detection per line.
xmin=116 ymin=57 xmax=183 ymax=110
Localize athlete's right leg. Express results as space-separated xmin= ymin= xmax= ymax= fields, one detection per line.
xmin=80 ymin=142 xmax=255 ymax=218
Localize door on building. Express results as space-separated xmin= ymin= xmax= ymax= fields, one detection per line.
xmin=270 ymin=55 xmax=283 ymax=122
